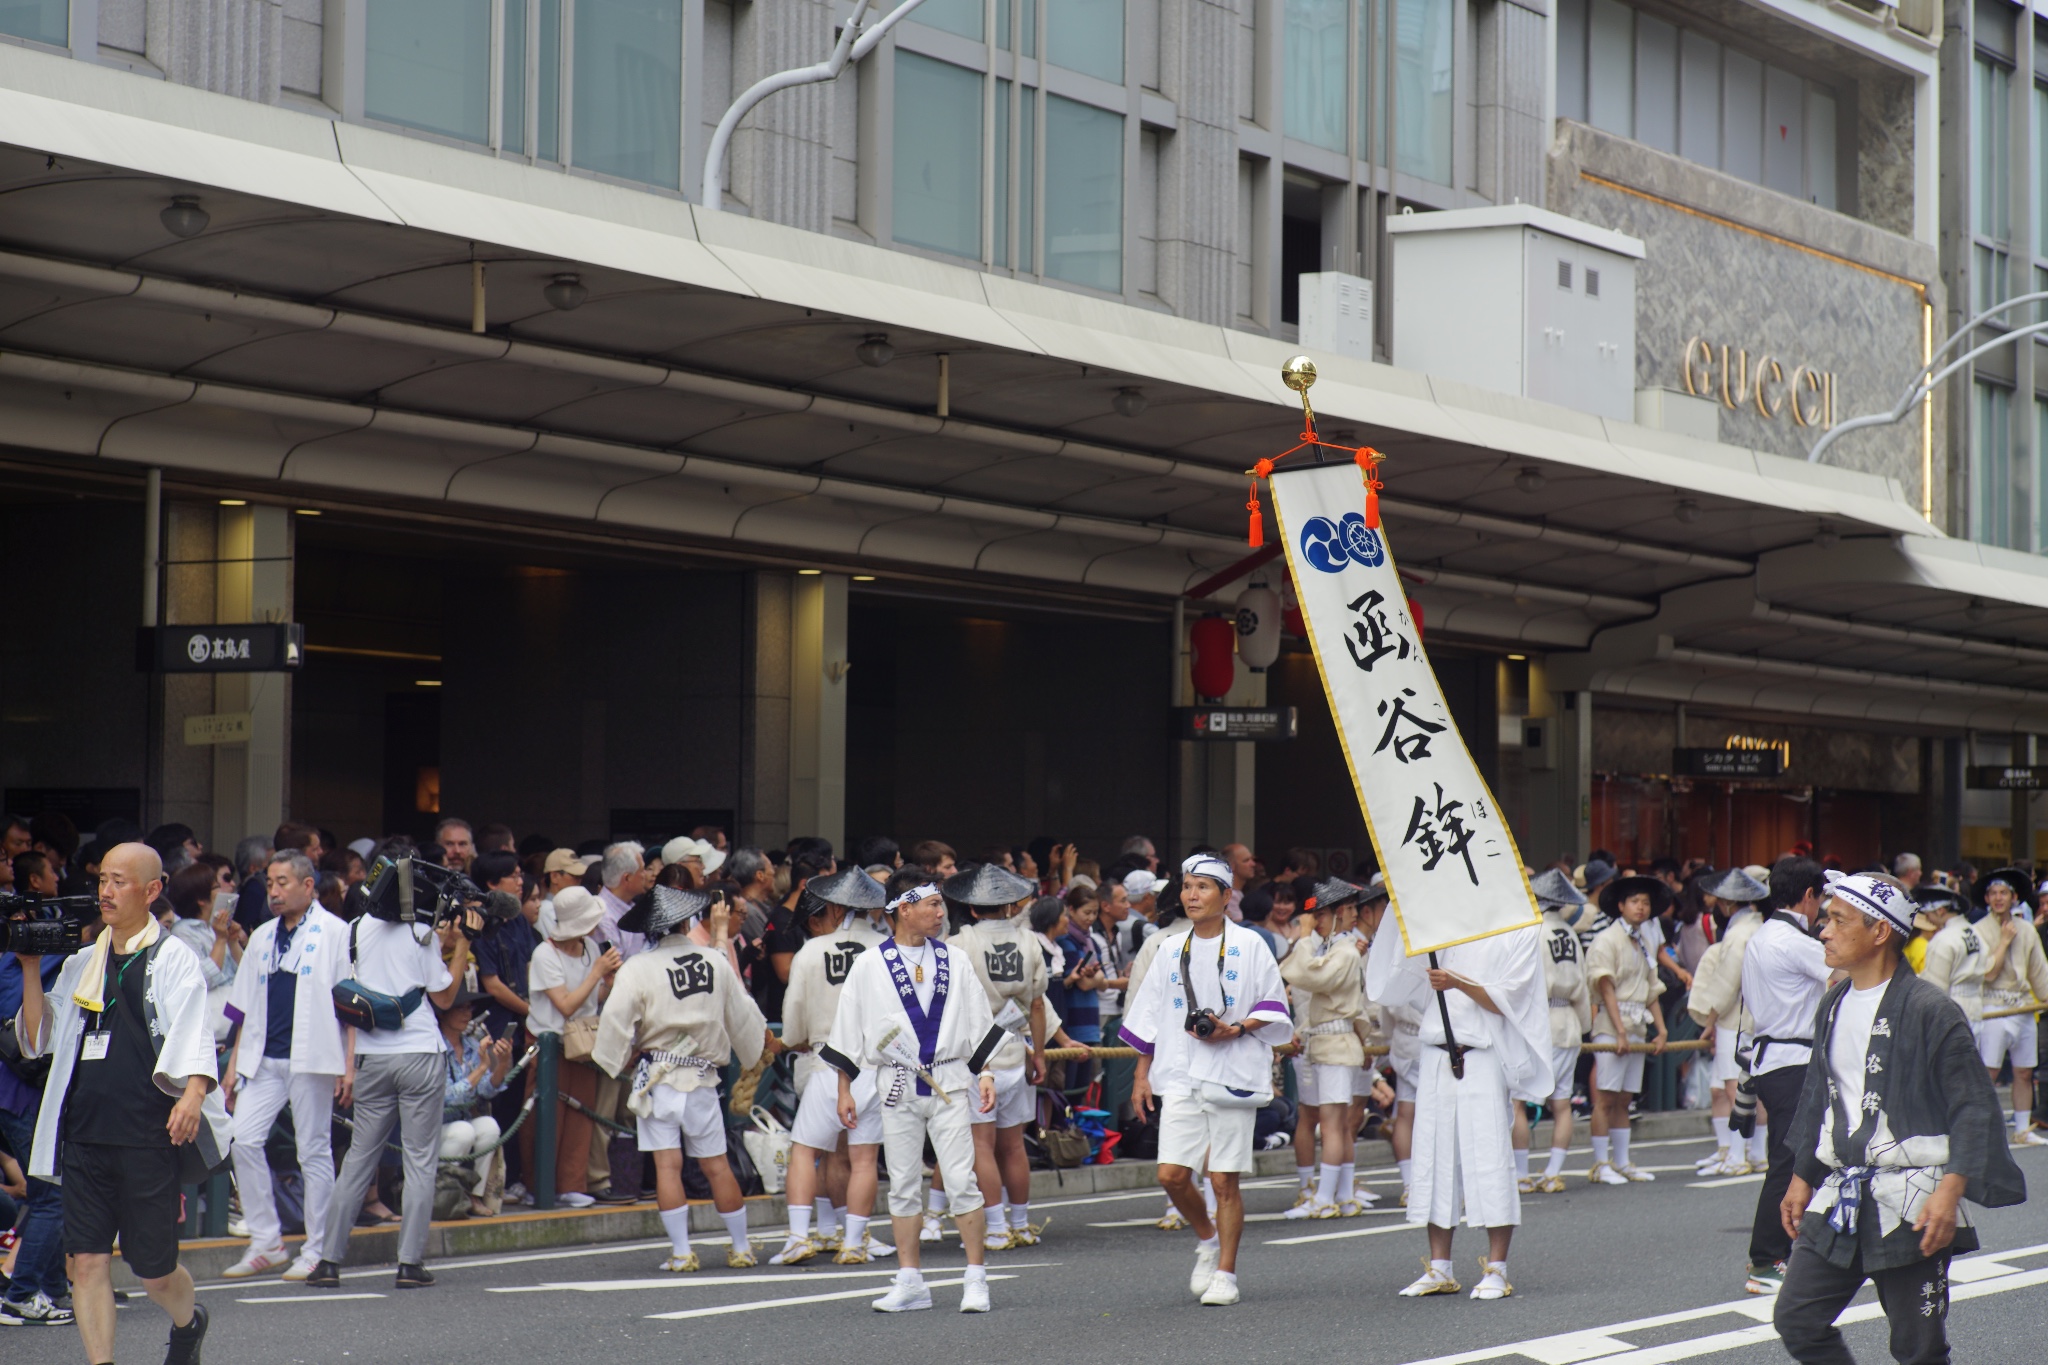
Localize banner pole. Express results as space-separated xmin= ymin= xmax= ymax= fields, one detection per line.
xmin=1427 ymin=952 xmax=1466 ymax=1080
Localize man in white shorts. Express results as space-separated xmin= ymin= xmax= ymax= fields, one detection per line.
xmin=1514 ymin=869 xmax=1590 ymax=1194
xmin=1124 ymin=854 xmax=1292 ymax=1306
xmin=945 ymin=862 xmax=1051 ymax=1248
xmin=1970 ymin=867 xmax=2048 ymax=1146
xmin=1684 ymin=867 xmax=1771 ymax=1176
xmin=1279 ymin=876 xmax=1371 ymax=1219
xmin=775 ymin=868 xmax=892 ymax=1265
xmin=1585 ymin=874 xmax=1668 ymax=1185
xmin=593 ymin=886 xmax=768 ymax=1271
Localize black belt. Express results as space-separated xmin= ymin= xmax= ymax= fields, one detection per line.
xmin=1751 ymin=1034 xmax=1811 ymax=1065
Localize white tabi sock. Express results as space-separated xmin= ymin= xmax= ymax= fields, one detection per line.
xmin=2015 ymin=1109 xmax=2029 ymax=1137
xmin=845 ymin=1213 xmax=869 ymax=1247
xmin=789 ymin=1206 xmax=812 ymax=1240
xmin=1748 ymin=1128 xmax=1769 ymax=1164
xmin=1429 ymin=1259 xmax=1454 ymax=1276
xmin=1315 ymin=1163 xmax=1341 ymax=1205
xmin=1711 ymin=1115 xmax=1733 ymax=1149
xmin=1009 ymin=1202 xmax=1030 ymax=1231
xmin=1513 ymin=1148 xmax=1530 ymax=1179
xmin=1544 ymin=1147 xmax=1568 ymax=1178
xmin=1611 ymin=1129 xmax=1632 ymax=1170
xmin=928 ymin=1189 xmax=948 ymax=1215
xmin=1396 ymin=1158 xmax=1413 ymax=1189
xmin=1297 ymin=1164 xmax=1315 ymax=1190
xmin=830 ymin=1204 xmax=848 ymax=1234
xmin=719 ymin=1207 xmax=750 ymax=1248
xmin=1337 ymin=1161 xmax=1355 ymax=1198
xmin=660 ymin=1206 xmax=693 ymax=1257
xmin=988 ymin=1203 xmax=1008 ymax=1232
xmin=1591 ymin=1135 xmax=1611 ymax=1166
xmin=815 ymin=1198 xmax=839 ymax=1234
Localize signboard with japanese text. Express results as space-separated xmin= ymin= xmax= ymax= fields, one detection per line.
xmin=1968 ymin=765 xmax=2048 ymax=790
xmin=138 ymin=624 xmax=305 ymax=673
xmin=1268 ymin=464 xmax=1539 ymax=954
xmin=1675 ymin=747 xmax=1784 ymax=778
xmin=1175 ymin=707 xmax=1299 ymax=741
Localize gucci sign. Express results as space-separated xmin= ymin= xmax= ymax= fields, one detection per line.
xmin=1679 ymin=338 xmax=1835 ymax=427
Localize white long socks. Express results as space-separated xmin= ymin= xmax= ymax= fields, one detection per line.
xmin=660 ymin=1206 xmax=693 ymax=1258
xmin=1315 ymin=1163 xmax=1341 ymax=1205
xmin=1396 ymin=1158 xmax=1413 ymax=1190
xmin=1611 ymin=1128 xmax=1632 ymax=1170
xmin=1748 ymin=1127 xmax=1768 ymax=1165
xmin=928 ymin=1189 xmax=947 ymax=1215
xmin=817 ymin=1199 xmax=841 ymax=1238
xmin=845 ymin=1213 xmax=869 ymax=1248
xmin=1336 ymin=1161 xmax=1355 ymax=1200
xmin=720 ymin=1207 xmax=750 ymax=1248
xmin=1591 ymin=1135 xmax=1611 ymax=1166
xmin=1710 ymin=1115 xmax=1733 ymax=1149
xmin=1202 ymin=1177 xmax=1217 ymax=1216
xmin=2015 ymin=1109 xmax=2030 ymax=1137
xmin=790 ymin=1206 xmax=813 ymax=1240
xmin=1297 ymin=1164 xmax=1315 ymax=1191
xmin=1512 ymin=1148 xmax=1530 ymax=1179
xmin=1009 ymin=1203 xmax=1031 ymax=1231
xmin=1544 ymin=1147 xmax=1568 ymax=1178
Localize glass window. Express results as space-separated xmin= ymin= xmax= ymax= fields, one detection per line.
xmin=1021 ymin=94 xmax=1038 ymax=270
xmin=1806 ymin=88 xmax=1835 ymax=209
xmin=1557 ymin=0 xmax=1588 ymax=123
xmin=1977 ymin=380 xmax=2013 ymax=546
xmin=1722 ymin=49 xmax=1761 ymax=182
xmin=915 ymin=0 xmax=984 ymax=40
xmin=1395 ymin=0 xmax=1454 ymax=184
xmin=1975 ymin=54 xmax=2011 ymax=242
xmin=1049 ymin=0 xmax=1124 ymax=83
xmin=504 ymin=0 xmax=527 ymax=153
xmin=995 ymin=81 xmax=1014 ymax=268
xmin=1677 ymin=30 xmax=1720 ymax=168
xmin=538 ymin=0 xmax=563 ymax=162
xmin=0 ymin=0 xmax=64 ymax=45
xmin=1762 ymin=64 xmax=1803 ymax=198
xmin=1633 ymin=15 xmax=1677 ymax=154
xmin=1587 ymin=0 xmax=1633 ymax=137
xmin=894 ymin=52 xmax=985 ymax=260
xmin=570 ymin=0 xmax=682 ymax=187
xmin=1044 ymin=94 xmax=1123 ymax=290
xmin=2038 ymin=397 xmax=2048 ymax=549
xmin=2037 ymin=82 xmax=2048 ymax=259
xmin=1285 ymin=0 xmax=1350 ymax=152
xmin=1976 ymin=244 xmax=2009 ymax=318
xmin=366 ymin=0 xmax=493 ymax=144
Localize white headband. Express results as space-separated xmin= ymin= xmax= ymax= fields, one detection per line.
xmin=886 ymin=882 xmax=941 ymax=912
xmin=1824 ymin=871 xmax=1914 ymax=937
xmin=1181 ymin=854 xmax=1232 ymax=885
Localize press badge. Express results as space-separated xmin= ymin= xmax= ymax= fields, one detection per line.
xmin=81 ymin=1032 xmax=110 ymax=1062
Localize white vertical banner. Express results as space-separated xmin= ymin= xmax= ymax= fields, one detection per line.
xmin=1269 ymin=463 xmax=1539 ymax=954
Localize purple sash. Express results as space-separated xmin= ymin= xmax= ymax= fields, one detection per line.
xmin=878 ymin=939 xmax=948 ymax=1095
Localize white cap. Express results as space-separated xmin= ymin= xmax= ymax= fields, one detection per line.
xmin=1123 ymin=868 xmax=1168 ymax=899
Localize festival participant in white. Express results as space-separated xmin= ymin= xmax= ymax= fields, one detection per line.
xmin=15 ymin=843 xmax=228 ymax=1365
xmin=826 ymin=868 xmax=1002 ymax=1313
xmin=222 ymin=850 xmax=351 ymax=1280
xmin=1684 ymin=868 xmax=1773 ymax=1177
xmin=1585 ymin=874 xmax=1670 ymax=1185
xmin=1917 ymin=884 xmax=1989 ymax=1049
xmin=1278 ymin=876 xmax=1371 ymax=1221
xmin=1121 ymin=895 xmax=1221 ymax=1233
xmin=1366 ymin=903 xmax=1548 ymax=1301
xmin=1963 ymin=868 xmax=2048 ymax=1146
xmin=593 ymin=885 xmax=769 ymax=1272
xmin=1773 ymin=872 xmax=2026 ymax=1364
xmin=946 ymin=862 xmax=1053 ymax=1249
xmin=775 ymin=867 xmax=893 ymax=1266
xmin=1516 ymin=869 xmax=1590 ymax=1194
xmin=1123 ymin=854 xmax=1294 ymax=1307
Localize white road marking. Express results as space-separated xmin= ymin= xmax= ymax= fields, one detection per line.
xmin=1090 ymin=1207 xmax=1402 ymax=1229
xmin=490 ymin=1262 xmax=1058 ymax=1294
xmin=1265 ymin=1221 xmax=1423 ymax=1246
xmin=235 ymin=1293 xmax=387 ymax=1303
xmin=1686 ymin=1174 xmax=1765 ymax=1189
xmin=643 ymin=1273 xmax=1020 ymax=1320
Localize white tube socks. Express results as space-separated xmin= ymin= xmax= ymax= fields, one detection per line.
xmin=719 ymin=1207 xmax=750 ymax=1248
xmin=1512 ymin=1148 xmax=1530 ymax=1179
xmin=1544 ymin=1147 xmax=1568 ymax=1178
xmin=1396 ymin=1158 xmax=1413 ymax=1189
xmin=1748 ymin=1127 xmax=1768 ymax=1164
xmin=1009 ymin=1203 xmax=1030 ymax=1231
xmin=1591 ymin=1135 xmax=1611 ymax=1165
xmin=1711 ymin=1115 xmax=1733 ymax=1148
xmin=790 ymin=1205 xmax=813 ymax=1239
xmin=1297 ymin=1164 xmax=1315 ymax=1190
xmin=1315 ymin=1163 xmax=1341 ymax=1205
xmin=845 ymin=1213 xmax=869 ymax=1248
xmin=1611 ymin=1128 xmax=1632 ymax=1170
xmin=927 ymin=1189 xmax=948 ymax=1215
xmin=660 ymin=1206 xmax=693 ymax=1257
xmin=1337 ymin=1161 xmax=1355 ymax=1202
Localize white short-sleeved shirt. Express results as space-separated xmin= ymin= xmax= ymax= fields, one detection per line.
xmin=528 ymin=938 xmax=602 ymax=1035
xmin=347 ymin=917 xmax=455 ymax=1055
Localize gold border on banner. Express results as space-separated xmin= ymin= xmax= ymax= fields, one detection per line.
xmin=1268 ymin=466 xmax=1542 ymax=956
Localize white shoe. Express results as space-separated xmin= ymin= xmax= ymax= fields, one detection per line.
xmin=919 ymin=1214 xmax=943 ymax=1243
xmin=226 ymin=1216 xmax=249 ymax=1239
xmin=1200 ymin=1272 xmax=1240 ymax=1306
xmin=1470 ymin=1260 xmax=1512 ymax=1301
xmin=1618 ymin=1164 xmax=1656 ymax=1182
xmin=557 ymin=1191 xmax=596 ymax=1208
xmin=223 ymin=1246 xmax=291 ymax=1279
xmin=1189 ymin=1242 xmax=1221 ymax=1296
xmin=281 ymin=1256 xmax=320 ymax=1283
xmin=1399 ymin=1260 xmax=1461 ymax=1297
xmin=1282 ymin=1199 xmax=1337 ymax=1221
xmin=1588 ymin=1161 xmax=1629 ymax=1186
xmin=871 ymin=1277 xmax=933 ymax=1313
xmin=959 ymin=1278 xmax=991 ymax=1313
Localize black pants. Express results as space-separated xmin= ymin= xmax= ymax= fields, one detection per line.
xmin=1774 ymin=1238 xmax=1951 ymax=1364
xmin=1748 ymin=1065 xmax=1807 ymax=1266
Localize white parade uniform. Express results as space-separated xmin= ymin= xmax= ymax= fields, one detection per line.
xmin=593 ymin=933 xmax=766 ymax=1156
xmin=826 ymin=937 xmax=999 ymax=1219
xmin=1367 ymin=925 xmax=1547 ymax=1231
xmin=1686 ymin=906 xmax=1762 ymax=1084
xmin=1919 ymin=915 xmax=1991 ymax=1042
xmin=1279 ymin=928 xmax=1366 ymax=1105
xmin=783 ymin=920 xmax=886 ymax=1147
xmin=1118 ymin=921 xmax=1293 ymax=1174
xmin=950 ymin=914 xmax=1048 ymax=1127
xmin=1972 ymin=917 xmax=2048 ymax=1068
xmin=1538 ymin=910 xmax=1591 ymax=1102
xmin=1586 ymin=920 xmax=1665 ymax=1093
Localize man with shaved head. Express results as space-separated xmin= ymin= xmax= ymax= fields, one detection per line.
xmin=15 ymin=842 xmax=230 ymax=1365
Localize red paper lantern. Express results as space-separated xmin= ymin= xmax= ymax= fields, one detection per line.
xmin=1408 ymin=595 xmax=1426 ymax=639
xmin=1190 ymin=614 xmax=1236 ymax=700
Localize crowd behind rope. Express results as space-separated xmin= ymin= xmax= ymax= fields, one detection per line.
xmin=0 ymin=809 xmax=2042 ymax=1326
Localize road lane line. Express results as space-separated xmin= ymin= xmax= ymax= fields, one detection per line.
xmin=643 ymin=1273 xmax=1020 ymax=1320
xmin=235 ymin=1293 xmax=386 ymax=1303
xmin=491 ymin=1262 xmax=1059 ymax=1293
xmin=1265 ymin=1221 xmax=1422 ymax=1246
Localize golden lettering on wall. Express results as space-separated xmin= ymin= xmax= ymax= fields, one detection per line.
xmin=1681 ymin=336 xmax=1833 ymax=427
xmin=1725 ymin=734 xmax=1792 ymax=766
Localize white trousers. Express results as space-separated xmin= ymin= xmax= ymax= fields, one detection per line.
xmin=1407 ymin=1047 xmax=1518 ymax=1232
xmin=881 ymin=1092 xmax=981 ymax=1220
xmin=230 ymin=1056 xmax=337 ymax=1262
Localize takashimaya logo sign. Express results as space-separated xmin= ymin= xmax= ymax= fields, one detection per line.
xmin=1680 ymin=338 xmax=1835 ymax=427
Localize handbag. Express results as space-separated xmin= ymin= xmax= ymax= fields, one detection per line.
xmin=560 ymin=1015 xmax=601 ymax=1063
xmin=1197 ymin=1079 xmax=1272 ymax=1110
xmin=1043 ymin=1125 xmax=1090 ymax=1168
xmin=331 ymin=918 xmax=426 ymax=1032
xmin=741 ymin=1105 xmax=793 ymax=1195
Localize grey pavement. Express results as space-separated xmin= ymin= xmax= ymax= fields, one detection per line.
xmin=11 ymin=1132 xmax=2048 ymax=1364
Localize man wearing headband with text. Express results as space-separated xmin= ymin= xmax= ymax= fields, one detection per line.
xmin=824 ymin=868 xmax=1002 ymax=1313
xmin=1773 ymin=872 xmax=2025 ymax=1364
xmin=1123 ymin=853 xmax=1293 ymax=1307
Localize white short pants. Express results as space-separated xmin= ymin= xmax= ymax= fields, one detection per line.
xmin=1294 ymin=1059 xmax=1357 ymax=1108
xmin=1548 ymin=1045 xmax=1578 ymax=1103
xmin=968 ymin=1064 xmax=1033 ymax=1127
xmin=1712 ymin=1025 xmax=1743 ymax=1085
xmin=1352 ymin=1066 xmax=1374 ymax=1099
xmin=882 ymin=1093 xmax=979 ymax=1219
xmin=1977 ymin=1011 xmax=2040 ymax=1069
xmin=1158 ymin=1091 xmax=1257 ymax=1174
xmin=789 ymin=1067 xmax=883 ymax=1148
xmin=1591 ymin=1035 xmax=1645 ymax=1094
xmin=636 ymin=1083 xmax=728 ymax=1157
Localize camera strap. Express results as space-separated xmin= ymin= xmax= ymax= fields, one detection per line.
xmin=1179 ymin=926 xmax=1229 ymax=1015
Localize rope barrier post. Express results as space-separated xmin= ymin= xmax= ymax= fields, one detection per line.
xmin=533 ymin=1030 xmax=561 ymax=1212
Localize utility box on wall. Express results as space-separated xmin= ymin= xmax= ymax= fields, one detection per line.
xmin=1387 ymin=205 xmax=1644 ymax=422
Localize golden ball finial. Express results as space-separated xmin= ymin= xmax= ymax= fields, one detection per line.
xmin=1282 ymin=355 xmax=1318 ymax=393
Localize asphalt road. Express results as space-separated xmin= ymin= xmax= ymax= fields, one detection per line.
xmin=14 ymin=1133 xmax=2048 ymax=1364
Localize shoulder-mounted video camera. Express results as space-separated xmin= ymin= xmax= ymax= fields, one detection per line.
xmin=2 ymin=892 xmax=99 ymax=957
xmin=359 ymin=857 xmax=518 ymax=938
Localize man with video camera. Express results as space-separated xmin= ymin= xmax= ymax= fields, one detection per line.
xmin=14 ymin=841 xmax=230 ymax=1365
xmin=304 ymin=858 xmax=478 ymax=1292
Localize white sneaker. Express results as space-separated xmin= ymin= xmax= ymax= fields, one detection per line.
xmin=1189 ymin=1242 xmax=1221 ymax=1296
xmin=919 ymin=1214 xmax=943 ymax=1243
xmin=557 ymin=1191 xmax=596 ymax=1208
xmin=959 ymin=1278 xmax=991 ymax=1313
xmin=1588 ymin=1161 xmax=1629 ymax=1186
xmin=1199 ymin=1271 xmax=1240 ymax=1306
xmin=1282 ymin=1199 xmax=1337 ymax=1221
xmin=1618 ymin=1164 xmax=1656 ymax=1182
xmin=223 ymin=1246 xmax=291 ymax=1279
xmin=280 ymin=1255 xmax=320 ymax=1283
xmin=871 ymin=1277 xmax=933 ymax=1313
xmin=1471 ymin=1260 xmax=1512 ymax=1301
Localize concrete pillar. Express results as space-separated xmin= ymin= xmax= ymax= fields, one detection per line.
xmin=2012 ymin=733 xmax=2035 ymax=864
xmin=740 ymin=572 xmax=793 ymax=851
xmin=1556 ymin=688 xmax=1593 ymax=865
xmin=788 ymin=572 xmax=848 ymax=850
xmin=209 ymin=505 xmax=292 ymax=845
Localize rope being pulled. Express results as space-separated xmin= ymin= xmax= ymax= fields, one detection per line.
xmin=1040 ymin=1038 xmax=1713 ymax=1062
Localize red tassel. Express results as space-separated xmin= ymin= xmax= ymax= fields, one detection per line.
xmin=1355 ymin=447 xmax=1383 ymax=530
xmin=1247 ymin=485 xmax=1264 ymax=547
xmin=1365 ymin=483 xmax=1380 ymax=530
